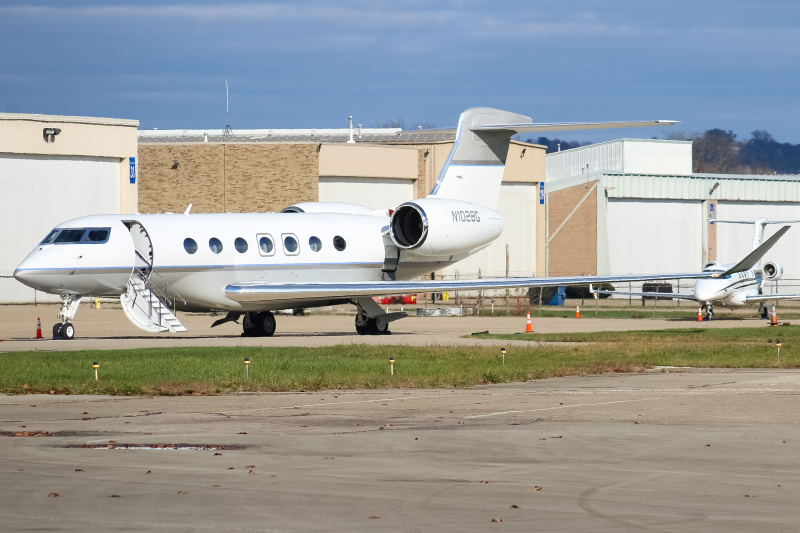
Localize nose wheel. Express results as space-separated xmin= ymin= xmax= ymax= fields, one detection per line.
xmin=53 ymin=322 xmax=75 ymax=340
xmin=703 ymin=305 xmax=714 ymax=321
xmin=53 ymin=295 xmax=81 ymax=340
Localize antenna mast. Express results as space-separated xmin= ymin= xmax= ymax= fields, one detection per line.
xmin=224 ymin=79 xmax=232 ymax=136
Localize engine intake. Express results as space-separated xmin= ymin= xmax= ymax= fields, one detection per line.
xmin=763 ymin=261 xmax=783 ymax=281
xmin=390 ymin=203 xmax=428 ymax=249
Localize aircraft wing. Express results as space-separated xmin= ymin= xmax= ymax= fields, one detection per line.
xmin=745 ymin=294 xmax=800 ymax=302
xmin=225 ymin=272 xmax=710 ymax=303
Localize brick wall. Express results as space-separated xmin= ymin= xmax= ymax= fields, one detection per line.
xmin=547 ymin=182 xmax=598 ymax=276
xmin=138 ymin=143 xmax=319 ymax=214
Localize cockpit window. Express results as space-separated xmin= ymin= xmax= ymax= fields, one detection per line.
xmin=44 ymin=227 xmax=111 ymax=245
xmin=53 ymin=229 xmax=86 ymax=243
xmin=40 ymin=229 xmax=59 ymax=244
xmin=84 ymin=229 xmax=110 ymax=243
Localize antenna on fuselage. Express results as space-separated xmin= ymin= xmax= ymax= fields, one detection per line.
xmin=184 ymin=204 xmax=192 ymax=215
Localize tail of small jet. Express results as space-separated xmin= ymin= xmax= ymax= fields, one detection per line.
xmin=424 ymin=108 xmax=677 ymax=210
xmin=712 ymin=217 xmax=800 ymax=268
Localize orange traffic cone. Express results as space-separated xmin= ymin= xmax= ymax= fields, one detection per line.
xmin=770 ymin=305 xmax=778 ymax=327
xmin=697 ymin=307 xmax=703 ymax=322
xmin=575 ymin=305 xmax=580 ymax=319
xmin=525 ymin=311 xmax=533 ymax=333
xmin=36 ymin=317 xmax=43 ymax=339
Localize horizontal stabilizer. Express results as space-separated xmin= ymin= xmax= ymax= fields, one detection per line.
xmin=409 ymin=120 xmax=678 ymax=136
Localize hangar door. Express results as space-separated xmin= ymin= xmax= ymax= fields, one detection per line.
xmin=318 ymin=177 xmax=414 ymax=210
xmin=716 ymin=201 xmax=800 ymax=276
xmin=443 ymin=182 xmax=537 ymax=279
xmin=606 ymin=199 xmax=702 ymax=274
xmin=1 ymin=154 xmax=121 ymax=303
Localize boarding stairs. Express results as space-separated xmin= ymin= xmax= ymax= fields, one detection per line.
xmin=120 ymin=252 xmax=187 ymax=333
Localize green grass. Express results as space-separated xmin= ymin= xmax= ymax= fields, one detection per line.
xmin=1 ymin=327 xmax=797 ymax=395
xmin=473 ymin=308 xmax=800 ymax=319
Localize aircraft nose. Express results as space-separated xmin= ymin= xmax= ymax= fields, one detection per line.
xmin=13 ymin=266 xmax=48 ymax=292
xmin=694 ymin=280 xmax=720 ymax=303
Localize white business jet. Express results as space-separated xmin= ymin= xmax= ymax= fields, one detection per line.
xmin=13 ymin=107 xmax=786 ymax=339
xmin=591 ymin=218 xmax=798 ymax=320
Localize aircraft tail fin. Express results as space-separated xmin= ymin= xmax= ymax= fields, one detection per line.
xmin=427 ymin=108 xmax=531 ymax=209
xmin=718 ymin=225 xmax=790 ymax=277
xmin=711 ymin=217 xmax=800 ymax=270
xmin=425 ymin=108 xmax=677 ymax=209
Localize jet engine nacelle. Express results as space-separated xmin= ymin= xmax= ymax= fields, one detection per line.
xmin=389 ymin=198 xmax=503 ymax=257
xmin=762 ymin=261 xmax=784 ymax=281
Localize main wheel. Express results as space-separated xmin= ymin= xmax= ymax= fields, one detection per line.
xmin=242 ymin=312 xmax=259 ymax=337
xmin=258 ymin=311 xmax=276 ymax=337
xmin=60 ymin=322 xmax=75 ymax=340
xmin=355 ymin=314 xmax=369 ymax=335
xmin=53 ymin=323 xmax=63 ymax=338
xmin=367 ymin=318 xmax=389 ymax=335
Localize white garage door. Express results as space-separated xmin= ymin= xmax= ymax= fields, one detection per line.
xmin=443 ymin=182 xmax=537 ymax=279
xmin=716 ymin=201 xmax=800 ymax=275
xmin=606 ymin=199 xmax=702 ymax=274
xmin=1 ymin=154 xmax=121 ymax=302
xmin=318 ymin=177 xmax=414 ymax=210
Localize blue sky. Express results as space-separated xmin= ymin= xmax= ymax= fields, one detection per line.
xmin=2 ymin=1 xmax=799 ymax=143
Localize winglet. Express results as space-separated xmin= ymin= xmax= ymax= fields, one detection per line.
xmin=716 ymin=225 xmax=790 ymax=277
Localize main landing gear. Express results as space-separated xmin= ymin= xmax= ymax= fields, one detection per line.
xmin=355 ymin=311 xmax=390 ymax=335
xmin=53 ymin=295 xmax=81 ymax=340
xmin=242 ymin=311 xmax=277 ymax=337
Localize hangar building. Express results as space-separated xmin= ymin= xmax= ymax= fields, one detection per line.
xmin=1 ymin=113 xmax=139 ymax=303
xmin=545 ymin=139 xmax=800 ymax=283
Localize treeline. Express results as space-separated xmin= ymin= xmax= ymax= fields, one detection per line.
xmin=668 ymin=130 xmax=800 ymax=175
xmin=530 ymin=132 xmax=800 ymax=175
xmin=530 ymin=136 xmax=592 ymax=153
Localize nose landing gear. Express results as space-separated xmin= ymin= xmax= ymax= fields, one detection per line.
xmin=53 ymin=295 xmax=81 ymax=340
xmin=702 ymin=304 xmax=714 ymax=321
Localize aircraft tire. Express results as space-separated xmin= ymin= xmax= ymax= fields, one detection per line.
xmin=52 ymin=323 xmax=63 ymax=338
xmin=356 ymin=323 xmax=368 ymax=335
xmin=367 ymin=318 xmax=390 ymax=335
xmin=259 ymin=311 xmax=276 ymax=337
xmin=242 ymin=312 xmax=259 ymax=337
xmin=60 ymin=322 xmax=75 ymax=340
